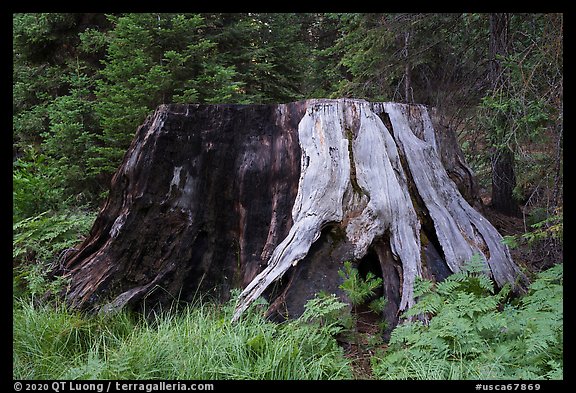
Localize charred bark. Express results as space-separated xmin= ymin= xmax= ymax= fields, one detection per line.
xmin=61 ymin=99 xmax=526 ymax=330
xmin=62 ymin=102 xmax=304 ymax=311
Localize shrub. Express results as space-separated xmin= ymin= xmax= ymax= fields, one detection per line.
xmin=338 ymin=260 xmax=384 ymax=307
xmin=13 ymin=148 xmax=66 ymax=222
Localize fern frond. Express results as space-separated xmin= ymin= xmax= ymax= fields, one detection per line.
xmin=405 ymin=292 xmax=443 ymax=318
xmin=463 ymin=253 xmax=488 ymax=275
xmin=372 ymin=264 xmax=563 ymax=381
xmin=413 ymin=277 xmax=435 ymax=297
xmin=387 ymin=323 xmax=413 ymax=346
xmin=476 ymin=312 xmax=507 ymax=337
xmin=475 ymin=275 xmax=495 ymax=294
xmin=447 ymin=270 xmax=468 ymax=283
xmin=435 ymin=279 xmax=460 ymax=296
xmin=496 ymin=283 xmax=512 ymax=303
xmin=301 ymin=293 xmax=348 ymax=325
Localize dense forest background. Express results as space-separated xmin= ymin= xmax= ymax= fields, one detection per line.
xmin=13 ymin=12 xmax=563 ymax=267
xmin=13 ymin=13 xmax=563 ymax=380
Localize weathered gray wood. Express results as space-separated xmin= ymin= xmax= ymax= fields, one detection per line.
xmin=233 ymin=99 xmax=524 ymax=321
xmin=345 ymin=102 xmax=422 ymax=313
xmin=232 ymin=98 xmax=421 ymax=321
xmin=380 ymin=102 xmax=524 ymax=287
xmin=233 ymin=101 xmax=352 ymax=320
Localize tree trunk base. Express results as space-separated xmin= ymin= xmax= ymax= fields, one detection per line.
xmin=60 ymin=99 xmax=527 ymax=330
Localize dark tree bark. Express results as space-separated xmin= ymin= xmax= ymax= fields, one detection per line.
xmin=403 ymin=28 xmax=412 ymax=103
xmin=489 ymin=13 xmax=521 ymax=217
xmin=491 ymin=147 xmax=521 ymax=217
xmin=60 ymin=99 xmax=526 ymax=330
xmin=488 ymin=13 xmax=510 ymax=89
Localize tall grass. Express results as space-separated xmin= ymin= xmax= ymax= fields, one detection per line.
xmin=13 ymin=300 xmax=136 ymax=379
xmin=13 ymin=296 xmax=352 ymax=380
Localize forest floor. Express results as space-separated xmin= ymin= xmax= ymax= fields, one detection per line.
xmin=338 ymin=304 xmax=388 ymax=379
xmin=483 ymin=204 xmax=557 ymax=274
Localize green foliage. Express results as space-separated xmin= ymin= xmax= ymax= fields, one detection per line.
xmin=13 ymin=148 xmax=65 ymax=221
xmin=13 ymin=294 xmax=352 ymax=380
xmin=43 ymin=73 xmax=102 ymax=198
xmin=337 ymin=261 xmax=387 ymax=347
xmin=368 ymin=296 xmax=388 ymax=315
xmin=330 ymin=13 xmax=487 ymax=106
xmin=13 ymin=209 xmax=96 ymax=298
xmin=89 ymin=13 xmax=314 ymax=179
xmin=13 ymin=299 xmax=138 ymax=380
xmin=11 ymin=13 xmax=564 ymax=382
xmin=371 ymin=262 xmax=563 ymax=380
xmin=13 ymin=13 xmax=319 ymax=206
xmin=13 ymin=209 xmax=95 ymax=264
xmin=93 ymin=14 xmax=228 ymax=175
xmin=12 ymin=13 xmax=79 ymax=63
xmin=13 ymin=13 xmax=111 ymax=206
xmin=301 ymin=292 xmax=352 ymax=334
xmin=12 ymin=251 xmax=563 ymax=380
xmin=338 ymin=261 xmax=383 ymax=306
xmin=522 ymin=208 xmax=563 ymax=245
xmin=204 ymin=13 xmax=311 ymax=103
xmin=500 ymin=207 xmax=563 ymax=257
xmin=405 ymin=254 xmax=496 ymax=321
xmin=475 ymin=14 xmax=562 ymax=211
xmin=13 ymin=13 xmax=562 ymax=218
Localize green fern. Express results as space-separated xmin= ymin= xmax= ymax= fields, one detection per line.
xmin=435 ymin=278 xmax=460 ymax=296
xmin=13 ymin=209 xmax=96 ymax=298
xmin=372 ymin=260 xmax=563 ymax=380
xmin=462 ymin=253 xmax=489 ymax=275
xmin=301 ymin=292 xmax=351 ymax=335
xmin=413 ymin=276 xmax=435 ymax=297
xmin=13 ymin=209 xmax=95 ymax=263
xmin=404 ymin=290 xmax=442 ymax=318
xmin=338 ymin=261 xmax=383 ymax=306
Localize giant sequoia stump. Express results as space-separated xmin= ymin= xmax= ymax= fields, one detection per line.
xmin=62 ymin=99 xmax=525 ymax=328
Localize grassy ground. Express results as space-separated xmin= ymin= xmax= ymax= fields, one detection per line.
xmin=13 ymin=295 xmax=352 ymax=380
xmin=13 ymin=262 xmax=563 ymax=380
